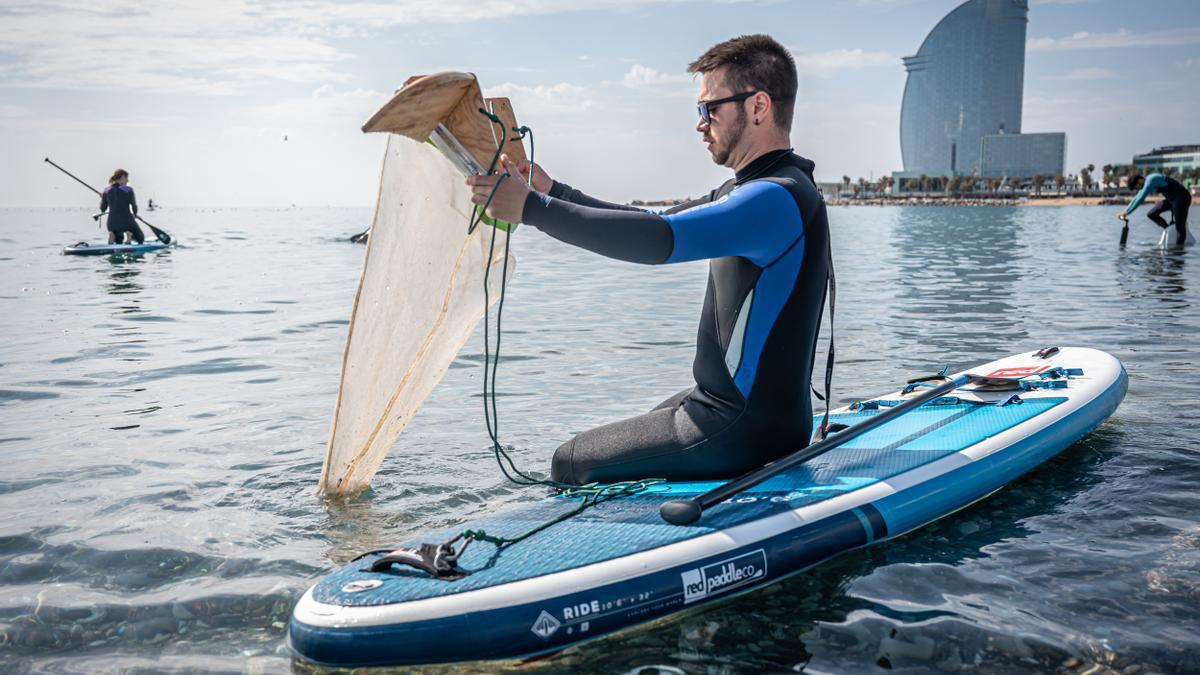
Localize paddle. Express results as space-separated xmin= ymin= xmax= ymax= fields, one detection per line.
xmin=659 ymin=372 xmax=986 ymax=525
xmin=44 ymin=158 xmax=172 ymax=244
xmin=1119 ymin=215 xmax=1129 ymax=246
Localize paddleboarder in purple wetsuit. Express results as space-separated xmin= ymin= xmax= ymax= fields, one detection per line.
xmin=100 ymin=169 xmax=144 ymax=245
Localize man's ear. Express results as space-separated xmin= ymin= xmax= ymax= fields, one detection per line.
xmin=754 ymin=92 xmax=771 ymax=119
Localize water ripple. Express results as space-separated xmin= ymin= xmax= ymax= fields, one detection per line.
xmin=0 ymin=206 xmax=1196 ymax=671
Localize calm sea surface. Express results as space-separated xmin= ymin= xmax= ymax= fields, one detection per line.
xmin=1 ymin=205 xmax=1197 ymax=673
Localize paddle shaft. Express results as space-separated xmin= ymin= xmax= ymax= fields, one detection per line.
xmin=44 ymin=158 xmax=171 ymax=244
xmin=1119 ymin=216 xmax=1129 ymax=245
xmin=659 ymin=373 xmax=979 ymax=525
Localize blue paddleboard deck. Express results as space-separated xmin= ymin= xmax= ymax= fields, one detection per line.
xmin=290 ymin=347 xmax=1127 ymax=667
xmin=63 ymin=242 xmax=173 ymax=256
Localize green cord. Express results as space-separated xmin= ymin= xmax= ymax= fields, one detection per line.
xmin=462 ymin=479 xmax=665 ymax=547
xmin=464 ymin=106 xmax=662 ymax=552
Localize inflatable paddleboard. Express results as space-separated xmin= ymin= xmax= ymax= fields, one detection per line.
xmin=63 ymin=242 xmax=173 ymax=256
xmin=290 ymin=347 xmax=1126 ymax=667
xmin=1157 ymin=227 xmax=1196 ymax=248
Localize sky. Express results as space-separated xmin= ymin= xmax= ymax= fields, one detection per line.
xmin=2 ymin=0 xmax=1197 ymax=208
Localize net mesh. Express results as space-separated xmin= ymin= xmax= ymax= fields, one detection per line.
xmin=320 ymin=134 xmax=515 ymax=496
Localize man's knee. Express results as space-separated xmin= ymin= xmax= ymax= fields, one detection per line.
xmin=550 ymin=436 xmax=578 ymax=485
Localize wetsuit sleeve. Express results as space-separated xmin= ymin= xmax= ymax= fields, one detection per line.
xmin=1127 ymin=174 xmax=1166 ymax=214
xmin=522 ymin=180 xmax=802 ymax=267
xmin=99 ymin=190 xmax=108 ymax=213
xmin=548 ymin=180 xmax=646 ymax=212
xmin=662 ymin=190 xmax=719 ymax=215
xmin=130 ymin=188 xmax=138 ymax=216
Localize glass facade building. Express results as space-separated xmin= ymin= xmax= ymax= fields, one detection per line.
xmin=901 ymin=0 xmax=1029 ymax=175
xmin=980 ymin=132 xmax=1066 ymax=178
xmin=1132 ymin=145 xmax=1200 ymax=173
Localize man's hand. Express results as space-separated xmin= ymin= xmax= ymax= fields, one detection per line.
xmin=1117 ymin=211 xmax=1129 ymax=221
xmin=509 ymin=158 xmax=553 ymax=194
xmin=467 ymin=155 xmax=532 ymax=224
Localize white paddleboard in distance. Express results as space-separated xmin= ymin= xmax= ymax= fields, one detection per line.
xmin=289 ymin=346 xmax=1127 ymax=667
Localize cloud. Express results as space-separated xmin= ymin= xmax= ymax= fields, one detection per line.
xmin=0 ymin=103 xmax=33 ymax=119
xmin=0 ymin=1 xmax=352 ymax=95
xmin=484 ymin=82 xmax=596 ymax=115
xmin=793 ymin=48 xmax=895 ymax=76
xmin=0 ymin=0 xmax=693 ymax=96
xmin=620 ymin=64 xmax=694 ymax=89
xmin=1029 ymin=27 xmax=1200 ymax=52
xmin=1043 ymin=67 xmax=1117 ymax=81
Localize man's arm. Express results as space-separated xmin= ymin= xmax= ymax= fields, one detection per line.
xmin=130 ymin=188 xmax=138 ymax=217
xmin=99 ymin=190 xmax=108 ymax=213
xmin=522 ymin=180 xmax=802 ymax=266
xmin=1127 ymin=174 xmax=1166 ymax=214
xmin=548 ymin=180 xmax=647 ymax=212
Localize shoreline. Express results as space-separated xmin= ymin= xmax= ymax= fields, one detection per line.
xmin=822 ymin=195 xmax=1147 ymax=207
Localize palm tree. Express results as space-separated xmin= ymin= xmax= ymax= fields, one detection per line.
xmin=1102 ymin=164 xmax=1113 ymax=191
xmin=1032 ymin=174 xmax=1044 ymax=196
xmin=1054 ymin=175 xmax=1066 ymax=194
xmin=919 ymin=174 xmax=931 ymax=193
xmin=1079 ymin=166 xmax=1092 ymax=194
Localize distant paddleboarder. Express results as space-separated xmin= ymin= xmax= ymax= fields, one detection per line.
xmin=468 ymin=35 xmax=831 ymax=485
xmin=100 ymin=169 xmax=144 ymax=245
xmin=1119 ymin=173 xmax=1191 ymax=246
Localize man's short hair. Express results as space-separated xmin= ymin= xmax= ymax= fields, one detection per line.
xmin=688 ymin=34 xmax=798 ymax=131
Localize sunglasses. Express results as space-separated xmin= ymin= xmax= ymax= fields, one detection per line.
xmin=697 ymin=91 xmax=758 ymax=124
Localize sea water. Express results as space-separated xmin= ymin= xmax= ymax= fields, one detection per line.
xmin=0 ymin=206 xmax=1196 ymax=673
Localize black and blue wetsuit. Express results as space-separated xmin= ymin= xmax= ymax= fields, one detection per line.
xmin=521 ymin=149 xmax=831 ymax=485
xmin=1127 ymin=173 xmax=1190 ymax=243
xmin=100 ymin=184 xmax=143 ymax=244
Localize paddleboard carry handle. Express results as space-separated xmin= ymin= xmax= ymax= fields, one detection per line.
xmin=659 ymin=373 xmax=985 ymax=526
xmin=367 ymin=534 xmax=471 ymax=580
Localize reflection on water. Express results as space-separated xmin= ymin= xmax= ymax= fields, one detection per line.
xmin=887 ymin=207 xmax=1027 ymax=356
xmin=103 ymin=258 xmax=146 ymax=296
xmin=1118 ymin=249 xmax=1189 ymax=302
xmin=0 ymin=206 xmax=1197 ymax=673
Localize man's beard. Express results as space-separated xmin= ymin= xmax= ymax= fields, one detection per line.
xmin=710 ymin=107 xmax=747 ymax=167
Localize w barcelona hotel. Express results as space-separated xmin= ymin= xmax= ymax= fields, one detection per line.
xmin=896 ymin=0 xmax=1066 ymax=186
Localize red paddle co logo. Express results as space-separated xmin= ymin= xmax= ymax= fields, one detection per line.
xmin=985 ymin=365 xmax=1050 ymax=379
xmin=681 ymin=549 xmax=767 ymax=604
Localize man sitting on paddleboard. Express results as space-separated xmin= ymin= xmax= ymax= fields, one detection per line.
xmin=1119 ymin=173 xmax=1191 ymax=246
xmin=468 ymin=34 xmax=831 ymax=485
xmin=100 ymin=169 xmax=144 ymax=245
